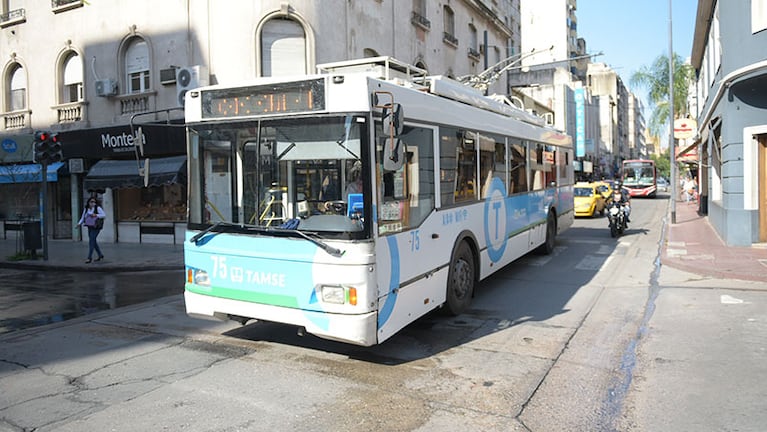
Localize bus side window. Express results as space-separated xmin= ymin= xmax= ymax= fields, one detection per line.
xmin=376 ymin=124 xmax=435 ymax=235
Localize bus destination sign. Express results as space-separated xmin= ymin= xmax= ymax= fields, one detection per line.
xmin=201 ymin=79 xmax=325 ymax=119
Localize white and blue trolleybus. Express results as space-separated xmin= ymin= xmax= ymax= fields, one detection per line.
xmin=183 ymin=57 xmax=574 ymax=346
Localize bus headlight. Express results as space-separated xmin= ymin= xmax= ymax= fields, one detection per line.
xmin=320 ymin=285 xmax=358 ymax=306
xmin=321 ymin=286 xmax=346 ymax=304
xmin=187 ymin=268 xmax=210 ymax=286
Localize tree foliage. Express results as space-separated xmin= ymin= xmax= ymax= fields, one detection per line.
xmin=651 ymin=148 xmax=671 ymax=179
xmin=630 ymin=53 xmax=695 ymax=138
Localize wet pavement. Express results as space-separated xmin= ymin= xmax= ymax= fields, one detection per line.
xmin=0 ymin=237 xmax=184 ymax=334
xmin=0 ymin=268 xmax=183 ymax=335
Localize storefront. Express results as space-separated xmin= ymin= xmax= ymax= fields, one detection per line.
xmin=61 ymin=123 xmax=186 ymax=244
xmin=83 ymin=155 xmax=187 ymax=243
xmin=0 ymin=134 xmax=73 ymax=241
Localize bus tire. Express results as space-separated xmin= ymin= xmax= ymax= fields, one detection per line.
xmin=443 ymin=240 xmax=475 ymax=316
xmin=536 ymin=211 xmax=557 ymax=255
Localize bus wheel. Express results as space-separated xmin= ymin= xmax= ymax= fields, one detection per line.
xmin=444 ymin=241 xmax=475 ymax=316
xmin=536 ymin=211 xmax=557 ymax=255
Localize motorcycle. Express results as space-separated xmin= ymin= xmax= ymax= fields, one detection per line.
xmin=606 ymin=192 xmax=627 ymax=238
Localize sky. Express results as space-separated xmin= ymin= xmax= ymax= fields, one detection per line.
xmin=577 ymin=0 xmax=699 ymax=106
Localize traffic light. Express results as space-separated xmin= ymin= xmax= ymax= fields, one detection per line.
xmin=48 ymin=133 xmax=62 ymax=163
xmin=32 ymin=131 xmax=63 ymax=165
xmin=33 ymin=131 xmax=50 ymax=165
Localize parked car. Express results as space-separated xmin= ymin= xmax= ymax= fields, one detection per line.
xmin=657 ymin=177 xmax=669 ymax=192
xmin=574 ymin=182 xmax=606 ymax=217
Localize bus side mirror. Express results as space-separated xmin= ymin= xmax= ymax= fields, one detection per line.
xmin=378 ymin=100 xmax=405 ymax=171
xmin=382 ymin=138 xmax=405 ymax=171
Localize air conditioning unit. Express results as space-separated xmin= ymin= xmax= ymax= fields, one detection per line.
xmin=176 ymin=65 xmax=209 ymax=107
xmin=94 ymin=79 xmax=117 ymax=97
xmin=160 ymin=68 xmax=177 ymax=85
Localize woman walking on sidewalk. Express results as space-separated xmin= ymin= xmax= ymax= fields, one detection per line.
xmin=77 ymin=197 xmax=106 ymax=263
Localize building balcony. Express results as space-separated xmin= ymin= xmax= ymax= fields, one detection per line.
xmin=2 ymin=110 xmax=30 ymax=130
xmin=468 ymin=47 xmax=481 ymax=61
xmin=410 ymin=11 xmax=430 ymax=30
xmin=0 ymin=8 xmax=25 ymax=27
xmin=116 ymin=91 xmax=156 ymax=116
xmin=55 ymin=101 xmax=87 ymax=124
xmin=443 ymin=32 xmax=458 ymax=47
xmin=51 ymin=0 xmax=84 ymax=13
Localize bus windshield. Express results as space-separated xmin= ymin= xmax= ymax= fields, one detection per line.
xmin=623 ymin=162 xmax=655 ymax=186
xmin=187 ymin=115 xmax=370 ymax=238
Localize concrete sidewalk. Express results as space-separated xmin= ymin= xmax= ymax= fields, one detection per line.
xmin=0 ymin=236 xmax=183 ymax=272
xmin=662 ymin=200 xmax=767 ymax=283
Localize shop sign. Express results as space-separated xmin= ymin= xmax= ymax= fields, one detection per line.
xmin=674 ymin=118 xmax=697 ymax=140
xmin=60 ymin=124 xmax=185 ymax=158
xmin=0 ymin=134 xmax=32 ymax=163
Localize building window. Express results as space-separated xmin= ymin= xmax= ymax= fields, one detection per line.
xmin=62 ymin=52 xmax=83 ymax=103
xmin=7 ymin=63 xmax=25 ymax=111
xmin=443 ymin=6 xmax=457 ymax=46
xmin=468 ymin=24 xmax=480 ymax=59
xmin=0 ymin=0 xmax=25 ymax=27
xmin=125 ymin=38 xmax=150 ymax=93
xmin=261 ymin=17 xmax=306 ymax=77
xmin=411 ymin=0 xmax=430 ymax=30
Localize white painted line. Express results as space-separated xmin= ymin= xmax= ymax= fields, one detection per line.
xmin=721 ymin=295 xmax=749 ymax=304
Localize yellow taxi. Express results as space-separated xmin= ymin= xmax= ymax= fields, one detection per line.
xmin=595 ymin=180 xmax=614 ymax=201
xmin=574 ymin=182 xmax=605 ymax=217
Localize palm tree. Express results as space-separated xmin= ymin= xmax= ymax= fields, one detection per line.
xmin=630 ymin=53 xmax=695 ymax=138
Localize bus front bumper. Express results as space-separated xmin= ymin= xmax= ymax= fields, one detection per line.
xmin=184 ymin=290 xmax=379 ymax=346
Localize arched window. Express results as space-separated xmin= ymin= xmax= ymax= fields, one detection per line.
xmin=261 ymin=17 xmax=306 ymax=77
xmin=8 ymin=64 xmax=25 ymax=111
xmin=62 ymin=52 xmax=83 ymax=103
xmin=125 ymin=38 xmax=150 ymax=93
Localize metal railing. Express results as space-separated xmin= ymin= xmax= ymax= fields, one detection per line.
xmin=0 ymin=8 xmax=25 ymax=24
xmin=410 ymin=11 xmax=431 ymax=29
xmin=443 ymin=32 xmax=458 ymax=46
xmin=51 ymin=0 xmax=81 ymax=8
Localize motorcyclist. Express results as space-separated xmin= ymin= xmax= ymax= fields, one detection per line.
xmin=613 ymin=181 xmax=631 ymax=223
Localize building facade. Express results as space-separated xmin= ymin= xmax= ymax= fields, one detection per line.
xmin=690 ymin=0 xmax=767 ymax=245
xmin=0 ymin=0 xmax=518 ymax=244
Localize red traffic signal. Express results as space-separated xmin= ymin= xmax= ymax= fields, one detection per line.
xmin=32 ymin=130 xmax=63 ymax=165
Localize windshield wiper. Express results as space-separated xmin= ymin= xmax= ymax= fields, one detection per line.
xmin=191 ymin=221 xmax=345 ymax=257
xmin=278 ymin=227 xmax=345 ymax=258
xmin=336 ymin=116 xmax=360 ymax=160
xmin=189 ymin=221 xmax=242 ymax=244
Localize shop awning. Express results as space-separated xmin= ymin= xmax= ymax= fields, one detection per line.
xmin=0 ymin=162 xmax=65 ymax=184
xmin=84 ymin=155 xmax=187 ymax=190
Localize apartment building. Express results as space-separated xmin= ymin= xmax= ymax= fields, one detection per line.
xmin=0 ymin=0 xmax=518 ymax=244
xmin=689 ymin=0 xmax=767 ymax=245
